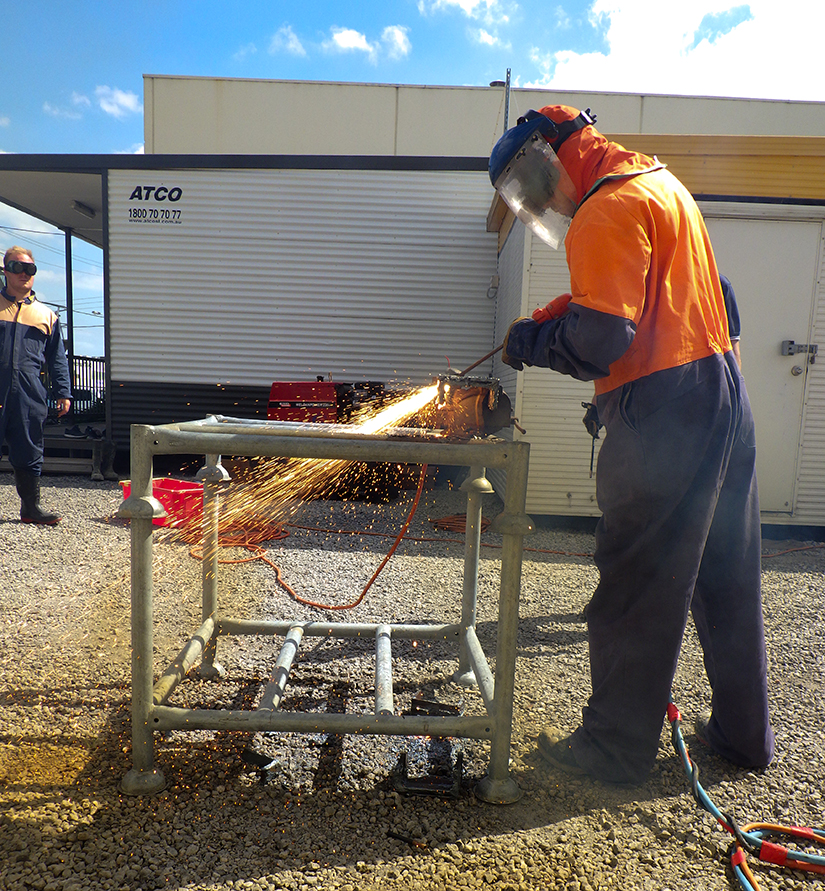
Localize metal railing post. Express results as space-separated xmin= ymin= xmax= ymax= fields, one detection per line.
xmin=454 ymin=465 xmax=494 ymax=686
xmin=195 ymin=455 xmax=230 ymax=678
xmin=118 ymin=425 xmax=167 ymax=795
xmin=475 ymin=441 xmax=533 ymax=804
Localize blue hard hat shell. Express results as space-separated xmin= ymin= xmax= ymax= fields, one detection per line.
xmin=489 ymin=113 xmax=555 ymax=186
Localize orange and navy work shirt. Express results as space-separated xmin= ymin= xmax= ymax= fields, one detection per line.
xmin=565 ymin=167 xmax=731 ymax=396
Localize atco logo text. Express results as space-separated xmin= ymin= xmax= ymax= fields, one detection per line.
xmin=128 ymin=186 xmax=183 ymax=201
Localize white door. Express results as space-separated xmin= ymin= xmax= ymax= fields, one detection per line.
xmin=704 ymin=216 xmax=822 ymax=514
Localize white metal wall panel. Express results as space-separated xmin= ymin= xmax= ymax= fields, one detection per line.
xmin=487 ymin=226 xmax=601 ymax=515
xmin=518 ymin=239 xmax=602 ymax=516
xmin=487 ymin=223 xmax=525 ymax=496
xmin=108 ymin=168 xmax=498 ymax=387
xmin=492 ymin=222 xmax=526 ymax=404
xmin=793 ymin=227 xmax=825 ymax=524
xmin=703 ymin=212 xmax=823 ymax=517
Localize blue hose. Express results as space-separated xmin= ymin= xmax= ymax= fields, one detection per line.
xmin=667 ymin=701 xmax=825 ymax=890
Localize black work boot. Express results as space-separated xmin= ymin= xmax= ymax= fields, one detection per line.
xmin=14 ymin=469 xmax=61 ymax=525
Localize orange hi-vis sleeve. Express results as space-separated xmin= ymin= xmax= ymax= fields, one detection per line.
xmin=565 ymin=168 xmax=731 ymax=396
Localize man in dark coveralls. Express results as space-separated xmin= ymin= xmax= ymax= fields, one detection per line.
xmin=1 ymin=246 xmax=72 ymax=524
xmin=488 ymin=106 xmax=774 ymax=783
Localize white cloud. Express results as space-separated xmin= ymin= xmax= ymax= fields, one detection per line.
xmin=269 ymin=24 xmax=306 ymax=57
xmin=326 ymin=27 xmax=373 ymax=54
xmin=72 ymin=266 xmax=104 ymax=294
xmin=418 ymin=0 xmax=507 ymax=21
xmin=114 ymin=143 xmax=145 ymax=155
xmin=475 ymin=27 xmax=511 ymax=49
xmin=553 ymin=5 xmax=572 ymax=29
xmin=323 ymin=25 xmax=412 ymax=63
xmin=95 ymin=86 xmax=143 ymax=119
xmin=382 ymin=25 xmax=412 ymax=60
xmin=418 ymin=0 xmax=507 ymax=26
xmin=0 ymin=115 xmax=9 ymax=127
xmin=419 ymin=0 xmax=510 ymax=49
xmin=42 ymin=92 xmax=91 ymax=120
xmin=233 ymin=42 xmax=258 ymax=62
xmin=43 ymin=101 xmax=82 ymax=120
xmin=526 ymin=1 xmax=825 ymax=102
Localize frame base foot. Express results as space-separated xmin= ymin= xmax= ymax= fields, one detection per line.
xmin=121 ymin=767 xmax=167 ymax=796
xmin=452 ymin=668 xmax=477 ymax=687
xmin=194 ymin=661 xmax=226 ymax=680
xmin=474 ymin=774 xmax=522 ymax=804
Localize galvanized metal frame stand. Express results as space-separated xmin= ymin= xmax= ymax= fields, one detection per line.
xmin=118 ymin=416 xmax=532 ymax=803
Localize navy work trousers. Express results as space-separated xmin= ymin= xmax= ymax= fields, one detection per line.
xmin=571 ymin=352 xmax=774 ymax=783
xmin=1 ymin=396 xmax=47 ymax=474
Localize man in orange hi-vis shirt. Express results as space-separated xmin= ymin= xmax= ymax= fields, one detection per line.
xmin=489 ymin=106 xmax=774 ymax=784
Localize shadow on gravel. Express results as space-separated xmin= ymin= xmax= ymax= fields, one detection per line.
xmin=0 ymin=679 xmax=615 ymax=891
xmin=0 ymin=641 xmax=752 ymax=891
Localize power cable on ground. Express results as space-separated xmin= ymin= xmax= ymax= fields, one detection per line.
xmin=668 ymin=701 xmax=825 ymax=890
xmin=173 ymin=488 xmax=824 ymax=613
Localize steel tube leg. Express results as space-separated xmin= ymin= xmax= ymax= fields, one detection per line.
xmin=259 ymin=625 xmax=304 ymax=711
xmin=454 ymin=466 xmax=493 ymax=686
xmin=120 ymin=426 xmax=166 ymax=795
xmin=196 ymin=456 xmax=230 ymax=679
xmin=475 ymin=443 xmax=532 ymax=804
xmin=375 ymin=625 xmax=394 ymax=716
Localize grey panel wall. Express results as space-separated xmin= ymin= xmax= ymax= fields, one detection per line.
xmin=107 ymin=166 xmax=499 ymax=447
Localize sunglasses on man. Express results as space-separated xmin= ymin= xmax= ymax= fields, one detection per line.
xmin=4 ymin=260 xmax=37 ymax=276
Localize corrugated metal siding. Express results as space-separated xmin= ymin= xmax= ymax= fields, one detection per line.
xmin=108 ymin=168 xmax=498 ymax=388
xmin=610 ymin=134 xmax=825 ymax=201
xmin=109 ymin=380 xmax=271 ymax=449
xmin=519 ymin=240 xmax=602 ymax=516
xmin=492 ymin=223 xmax=527 ymax=393
xmin=793 ymin=228 xmax=825 ymax=524
xmin=487 ymin=224 xmax=524 ymax=496
xmin=487 ymin=227 xmax=601 ymax=515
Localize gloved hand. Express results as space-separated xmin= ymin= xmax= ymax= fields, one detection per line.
xmin=532 ymin=293 xmax=572 ymax=323
xmin=501 ymin=317 xmax=534 ymax=371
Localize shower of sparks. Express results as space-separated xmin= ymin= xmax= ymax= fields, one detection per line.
xmin=354 ymin=384 xmax=440 ymax=434
xmin=170 ymin=384 xmax=442 ymax=546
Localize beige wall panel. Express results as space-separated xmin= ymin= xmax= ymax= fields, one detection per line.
xmin=512 ymin=91 xmax=644 ymax=133
xmin=395 ymin=86 xmax=509 ymax=157
xmin=639 ymin=94 xmax=825 ymax=137
xmin=146 ymin=76 xmax=825 ymax=158
xmin=146 ymin=77 xmax=399 ymax=155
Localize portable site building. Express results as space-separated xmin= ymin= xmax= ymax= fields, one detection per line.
xmin=105 ymin=156 xmax=499 ymax=444
xmin=2 ymin=77 xmax=825 ymax=525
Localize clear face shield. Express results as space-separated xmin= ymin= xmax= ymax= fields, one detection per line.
xmin=492 ymin=132 xmax=578 ymax=250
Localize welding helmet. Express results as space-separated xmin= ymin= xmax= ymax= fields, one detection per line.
xmin=488 ymin=109 xmax=593 ymax=249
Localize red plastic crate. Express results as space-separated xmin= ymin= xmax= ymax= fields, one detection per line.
xmin=119 ymin=478 xmax=204 ymax=527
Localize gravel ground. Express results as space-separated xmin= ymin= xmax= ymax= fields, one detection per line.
xmin=1 ymin=467 xmax=824 ymax=891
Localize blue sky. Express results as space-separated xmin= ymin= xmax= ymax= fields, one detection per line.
xmin=2 ymin=0 xmax=823 ymax=355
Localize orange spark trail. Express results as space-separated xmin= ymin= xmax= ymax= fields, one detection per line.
xmin=172 ymin=384 xmax=441 ymax=545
